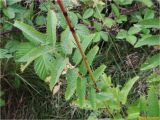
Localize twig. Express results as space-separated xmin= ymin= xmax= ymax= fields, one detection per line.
xmin=56 ymin=0 xmax=99 ymax=92
xmin=0 ymin=26 xmax=46 ymax=36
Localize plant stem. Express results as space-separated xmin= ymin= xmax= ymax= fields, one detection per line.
xmin=56 ymin=0 xmax=99 ymax=92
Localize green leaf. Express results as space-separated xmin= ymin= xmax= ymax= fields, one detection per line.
xmin=57 ymin=12 xmax=66 ymax=28
xmin=46 ymin=10 xmax=57 ymax=46
xmin=34 ymin=54 xmax=53 ymax=80
xmin=39 ymin=2 xmax=50 ymax=12
xmin=116 ymin=29 xmax=127 ymax=39
xmin=6 ymin=0 xmax=21 ymax=5
xmin=140 ymin=96 xmax=147 ymax=114
xmin=93 ymin=64 xmax=106 ymax=81
xmin=111 ymin=4 xmax=120 ymax=17
xmin=16 ymin=42 xmax=34 ymax=60
xmin=0 ymin=91 xmax=4 ymax=97
xmin=0 ymin=98 xmax=5 ymax=107
xmin=88 ymin=112 xmax=98 ymax=120
xmin=89 ymin=87 xmax=96 ymax=109
xmin=11 ymin=76 xmax=21 ymax=89
xmin=147 ymin=86 xmax=159 ymax=117
xmin=144 ymin=9 xmax=155 ymax=19
xmin=83 ymin=8 xmax=94 ymax=19
xmin=79 ymin=46 xmax=99 ymax=75
xmin=0 ymin=48 xmax=12 ymax=59
xmin=113 ymin=0 xmax=133 ymax=5
xmin=14 ymin=21 xmax=46 ymax=45
xmin=93 ymin=32 xmax=101 ymax=42
xmin=72 ymin=34 xmax=94 ymax=65
xmin=0 ymin=0 xmax=4 ymax=9
xmin=128 ymin=27 xmax=141 ymax=35
xmin=102 ymin=74 xmax=112 ymax=86
xmin=0 ymin=90 xmax=5 ymax=107
xmin=104 ymin=18 xmax=115 ymax=28
xmin=94 ymin=22 xmax=102 ymax=31
xmin=119 ymin=76 xmax=139 ymax=104
xmin=5 ymin=40 xmax=20 ymax=53
xmin=139 ymin=19 xmax=160 ymax=29
xmin=17 ymin=46 xmax=51 ymax=62
xmin=126 ymin=35 xmax=137 ymax=45
xmin=68 ymin=12 xmax=78 ymax=27
xmin=61 ymin=27 xmax=75 ymax=54
xmin=35 ymin=15 xmax=46 ymax=26
xmin=65 ymin=68 xmax=79 ymax=100
xmin=57 ymin=12 xmax=78 ymax=29
xmin=141 ymin=53 xmax=160 ymax=71
xmin=76 ymin=77 xmax=87 ymax=107
xmin=96 ymin=92 xmax=113 ymax=102
xmin=127 ymin=101 xmax=140 ymax=119
xmin=94 ymin=5 xmax=104 ymax=19
xmin=76 ymin=24 xmax=90 ymax=38
xmin=17 ymin=46 xmax=53 ymax=72
xmin=147 ymin=73 xmax=160 ymax=84
xmin=3 ymin=7 xmax=15 ymax=19
xmin=137 ymin=0 xmax=153 ymax=7
xmin=117 ymin=15 xmax=127 ymax=23
xmin=135 ymin=35 xmax=160 ymax=47
xmin=100 ymin=31 xmax=108 ymax=41
xmin=49 ymin=57 xmax=68 ymax=90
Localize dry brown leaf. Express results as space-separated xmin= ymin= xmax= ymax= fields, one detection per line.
xmin=154 ymin=45 xmax=160 ymax=50
xmin=62 ymin=63 xmax=75 ymax=75
xmin=70 ymin=0 xmax=80 ymax=6
xmin=52 ymin=82 xmax=62 ymax=95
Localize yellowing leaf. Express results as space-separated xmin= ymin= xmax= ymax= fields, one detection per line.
xmin=52 ymin=82 xmax=62 ymax=95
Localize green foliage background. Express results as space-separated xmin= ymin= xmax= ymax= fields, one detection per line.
xmin=0 ymin=0 xmax=160 ymax=119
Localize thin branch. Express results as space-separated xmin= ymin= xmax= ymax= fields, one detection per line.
xmin=56 ymin=0 xmax=99 ymax=92
xmin=0 ymin=26 xmax=46 ymax=36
